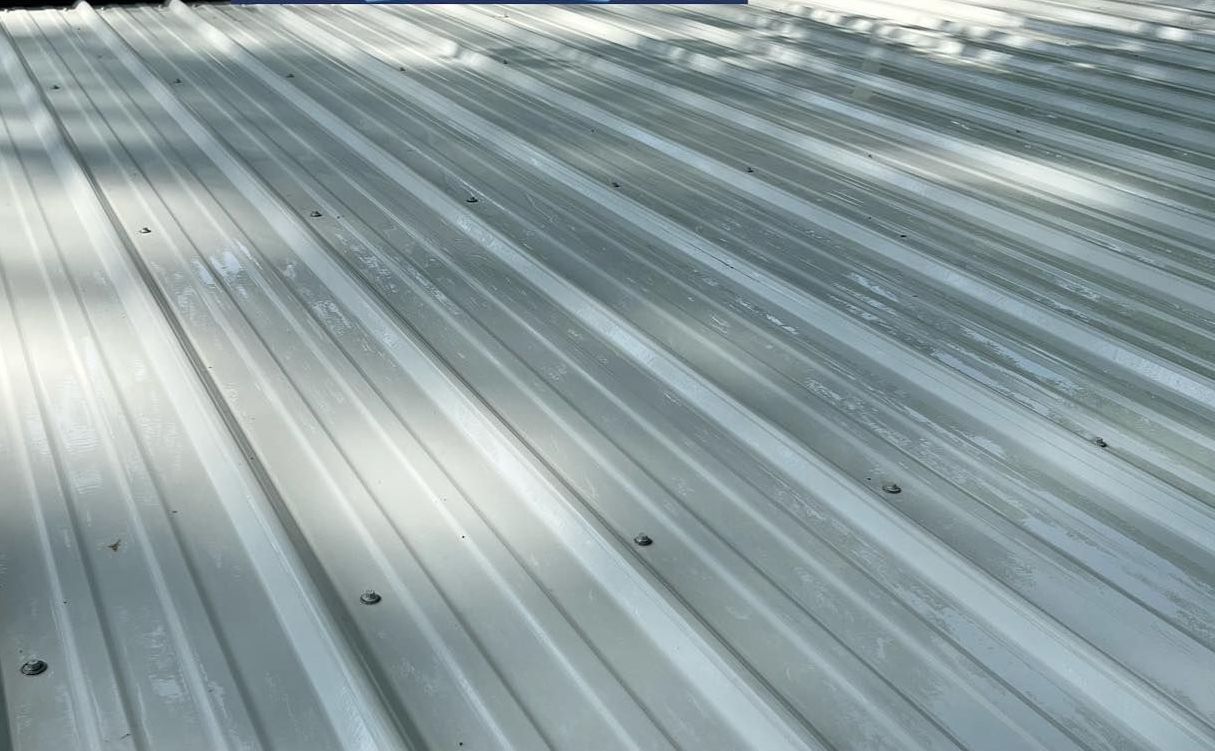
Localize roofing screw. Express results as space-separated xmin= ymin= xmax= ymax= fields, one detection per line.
xmin=359 ymin=589 xmax=382 ymax=605
xmin=20 ymin=659 xmax=48 ymax=677
xmin=137 ymin=227 xmax=152 ymax=234
xmin=1092 ymin=437 xmax=1108 ymax=448
xmin=285 ymin=72 xmax=295 ymax=78
xmin=309 ymin=210 xmax=322 ymax=217
xmin=50 ymin=84 xmax=60 ymax=90
xmin=172 ymin=78 xmax=182 ymax=85
xmin=633 ymin=533 xmax=653 ymax=547
xmin=745 ymin=166 xmax=754 ymax=173
xmin=611 ymin=181 xmax=620 ymax=188
xmin=881 ymin=482 xmax=902 ymax=495
xmin=465 ymin=196 xmax=479 ymax=203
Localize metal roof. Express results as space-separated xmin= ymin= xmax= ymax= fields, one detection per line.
xmin=2 ymin=0 xmax=1214 ymax=748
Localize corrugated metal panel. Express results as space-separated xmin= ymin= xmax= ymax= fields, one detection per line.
xmin=1 ymin=0 xmax=1213 ymax=748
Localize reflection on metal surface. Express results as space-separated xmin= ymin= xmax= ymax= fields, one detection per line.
xmin=1 ymin=0 xmax=1214 ymax=748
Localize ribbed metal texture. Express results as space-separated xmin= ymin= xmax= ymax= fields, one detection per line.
xmin=2 ymin=1 xmax=1213 ymax=749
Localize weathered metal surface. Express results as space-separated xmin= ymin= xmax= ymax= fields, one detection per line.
xmin=1 ymin=1 xmax=1213 ymax=748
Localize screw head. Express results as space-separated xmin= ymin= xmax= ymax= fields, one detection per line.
xmin=359 ymin=589 xmax=382 ymax=605
xmin=633 ymin=533 xmax=653 ymax=547
xmin=465 ymin=196 xmax=479 ymax=203
xmin=137 ymin=227 xmax=151 ymax=234
xmin=20 ymin=659 xmax=48 ymax=676
xmin=1092 ymin=437 xmax=1108 ymax=448
xmin=881 ymin=482 xmax=902 ymax=495
xmin=309 ymin=210 xmax=322 ymax=217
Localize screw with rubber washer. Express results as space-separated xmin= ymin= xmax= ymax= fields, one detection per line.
xmin=20 ymin=659 xmax=48 ymax=676
xmin=633 ymin=534 xmax=653 ymax=547
xmin=881 ymin=482 xmax=902 ymax=494
xmin=359 ymin=590 xmax=382 ymax=605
